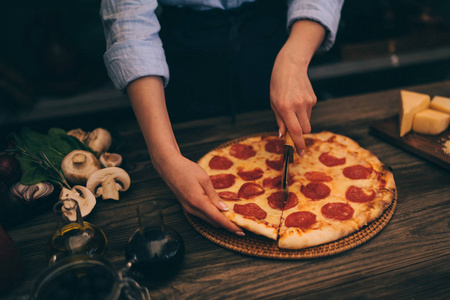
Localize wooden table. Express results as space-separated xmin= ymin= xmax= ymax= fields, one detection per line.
xmin=1 ymin=81 xmax=449 ymax=300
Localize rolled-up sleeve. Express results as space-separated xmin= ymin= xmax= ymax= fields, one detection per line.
xmin=287 ymin=0 xmax=344 ymax=51
xmin=100 ymin=0 xmax=169 ymax=91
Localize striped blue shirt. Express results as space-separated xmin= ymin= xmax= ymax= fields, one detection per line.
xmin=101 ymin=0 xmax=344 ymax=91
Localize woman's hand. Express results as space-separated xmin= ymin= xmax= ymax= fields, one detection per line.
xmin=153 ymin=151 xmax=244 ymax=235
xmin=270 ymin=20 xmax=325 ymax=155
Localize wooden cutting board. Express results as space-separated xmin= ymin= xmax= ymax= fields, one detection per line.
xmin=370 ymin=115 xmax=450 ymax=171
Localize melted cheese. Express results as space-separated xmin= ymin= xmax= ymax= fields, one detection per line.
xmin=399 ymin=90 xmax=430 ymax=137
xmin=430 ymin=95 xmax=450 ymax=114
xmin=412 ymin=109 xmax=450 ymax=135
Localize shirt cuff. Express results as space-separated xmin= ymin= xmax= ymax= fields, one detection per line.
xmin=287 ymin=1 xmax=343 ymax=51
xmin=103 ymin=39 xmax=170 ymax=92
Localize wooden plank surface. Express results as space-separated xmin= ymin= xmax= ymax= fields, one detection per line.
xmin=1 ymin=81 xmax=449 ymax=300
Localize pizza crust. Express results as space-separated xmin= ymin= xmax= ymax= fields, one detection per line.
xmin=278 ymin=220 xmax=360 ymax=249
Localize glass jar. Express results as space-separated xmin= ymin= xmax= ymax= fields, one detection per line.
xmin=124 ymin=201 xmax=185 ymax=280
xmin=47 ymin=199 xmax=107 ymax=264
xmin=23 ymin=254 xmax=150 ymax=300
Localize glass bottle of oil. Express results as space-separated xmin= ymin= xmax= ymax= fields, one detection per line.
xmin=47 ymin=199 xmax=107 ymax=264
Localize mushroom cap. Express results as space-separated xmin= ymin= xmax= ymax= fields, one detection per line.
xmin=99 ymin=152 xmax=122 ymax=168
xmin=86 ymin=167 xmax=131 ymax=199
xmin=85 ymin=128 xmax=112 ymax=155
xmin=67 ymin=128 xmax=88 ymax=143
xmin=61 ymin=150 xmax=101 ymax=185
xmin=59 ymin=185 xmax=96 ymax=220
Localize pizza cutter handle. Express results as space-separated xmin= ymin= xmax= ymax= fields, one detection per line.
xmin=285 ymin=132 xmax=296 ymax=149
xmin=284 ymin=132 xmax=296 ymax=163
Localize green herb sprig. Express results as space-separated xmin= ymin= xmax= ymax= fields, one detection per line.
xmin=6 ymin=127 xmax=92 ymax=188
xmin=7 ymin=143 xmax=71 ymax=189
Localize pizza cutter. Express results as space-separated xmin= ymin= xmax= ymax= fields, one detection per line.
xmin=281 ymin=132 xmax=296 ymax=197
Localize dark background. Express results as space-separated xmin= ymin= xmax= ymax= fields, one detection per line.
xmin=0 ymin=0 xmax=449 ymax=129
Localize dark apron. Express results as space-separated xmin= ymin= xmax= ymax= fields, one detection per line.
xmin=159 ymin=0 xmax=288 ymax=123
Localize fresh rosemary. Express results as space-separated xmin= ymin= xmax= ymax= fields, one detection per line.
xmin=7 ymin=144 xmax=71 ymax=189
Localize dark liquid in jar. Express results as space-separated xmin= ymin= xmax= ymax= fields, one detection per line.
xmin=125 ymin=227 xmax=185 ymax=280
xmin=36 ymin=264 xmax=116 ymax=300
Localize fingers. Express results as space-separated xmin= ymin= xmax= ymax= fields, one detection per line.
xmin=191 ymin=174 xmax=244 ymax=235
xmin=272 ymin=109 xmax=286 ymax=138
xmin=271 ymin=93 xmax=315 ymax=156
xmin=284 ymin=112 xmax=306 ymax=156
xmin=202 ymin=176 xmax=229 ymax=212
xmin=184 ymin=197 xmax=243 ymax=235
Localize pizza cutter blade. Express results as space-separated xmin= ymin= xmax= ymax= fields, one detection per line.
xmin=281 ymin=132 xmax=295 ymax=196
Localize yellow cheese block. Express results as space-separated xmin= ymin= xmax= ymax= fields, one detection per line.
xmin=412 ymin=109 xmax=450 ymax=135
xmin=430 ymin=96 xmax=450 ymax=114
xmin=399 ymin=90 xmax=430 ymax=137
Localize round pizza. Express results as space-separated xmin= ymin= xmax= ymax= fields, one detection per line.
xmin=197 ymin=131 xmax=397 ymax=250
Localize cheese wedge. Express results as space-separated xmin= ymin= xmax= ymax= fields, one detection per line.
xmin=412 ymin=109 xmax=450 ymax=135
xmin=430 ymin=96 xmax=450 ymax=114
xmin=399 ymin=90 xmax=430 ymax=137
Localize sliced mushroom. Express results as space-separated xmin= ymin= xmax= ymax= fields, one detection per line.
xmin=59 ymin=186 xmax=96 ymax=220
xmin=99 ymin=152 xmax=122 ymax=168
xmin=61 ymin=150 xmax=101 ymax=184
xmin=67 ymin=128 xmax=88 ymax=143
xmin=86 ymin=167 xmax=130 ymax=201
xmin=84 ymin=128 xmax=112 ymax=155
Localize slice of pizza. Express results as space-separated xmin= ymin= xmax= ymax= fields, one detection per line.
xmin=198 ymin=136 xmax=287 ymax=240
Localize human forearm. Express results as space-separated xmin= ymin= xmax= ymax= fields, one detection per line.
xmin=284 ymin=20 xmax=325 ymax=69
xmin=126 ymin=76 xmax=180 ymax=167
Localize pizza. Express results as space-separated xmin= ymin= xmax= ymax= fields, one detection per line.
xmin=197 ymin=131 xmax=396 ymax=249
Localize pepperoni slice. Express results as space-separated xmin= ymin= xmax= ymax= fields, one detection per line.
xmin=209 ymin=156 xmax=233 ymax=170
xmin=266 ymin=191 xmax=297 ymax=210
xmin=285 ymin=192 xmax=299 ymax=210
xmin=343 ymin=165 xmax=372 ymax=180
xmin=218 ymin=191 xmax=239 ymax=201
xmin=237 ymin=182 xmax=264 ymax=199
xmin=321 ymin=202 xmax=354 ymax=220
xmin=230 ymin=144 xmax=256 ymax=160
xmin=301 ymin=182 xmax=331 ymax=200
xmin=234 ymin=203 xmax=267 ymax=219
xmin=319 ymin=152 xmax=346 ymax=167
xmin=304 ymin=171 xmax=332 ymax=182
xmin=265 ymin=138 xmax=284 ymax=154
xmin=346 ymin=185 xmax=376 ymax=203
xmin=266 ymin=158 xmax=284 ymax=171
xmin=210 ymin=174 xmax=236 ymax=189
xmin=237 ymin=168 xmax=264 ymax=181
xmin=262 ymin=175 xmax=294 ymax=189
xmin=267 ymin=191 xmax=284 ymax=210
xmin=284 ymin=211 xmax=317 ymax=229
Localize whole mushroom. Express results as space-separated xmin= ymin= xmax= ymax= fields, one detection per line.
xmin=84 ymin=128 xmax=112 ymax=155
xmin=61 ymin=150 xmax=101 ymax=185
xmin=86 ymin=167 xmax=130 ymax=201
xmin=59 ymin=186 xmax=96 ymax=220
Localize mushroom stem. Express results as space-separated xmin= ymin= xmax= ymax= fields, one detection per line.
xmin=72 ymin=153 xmax=86 ymax=167
xmin=101 ymin=177 xmax=120 ymax=200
